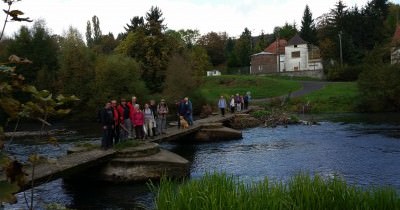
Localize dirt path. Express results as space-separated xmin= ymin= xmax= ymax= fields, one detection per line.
xmin=252 ymin=81 xmax=330 ymax=103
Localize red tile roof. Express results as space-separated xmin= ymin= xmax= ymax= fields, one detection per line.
xmin=392 ymin=25 xmax=400 ymax=45
xmin=264 ymin=39 xmax=287 ymax=54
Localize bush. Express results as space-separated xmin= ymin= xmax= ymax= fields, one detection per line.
xmin=326 ymin=64 xmax=363 ymax=81
xmin=358 ymin=64 xmax=400 ymax=112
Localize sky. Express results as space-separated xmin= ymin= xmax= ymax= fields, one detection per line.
xmin=2 ymin=0 xmax=398 ymax=38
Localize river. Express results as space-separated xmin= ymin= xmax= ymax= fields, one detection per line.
xmin=3 ymin=113 xmax=400 ymax=209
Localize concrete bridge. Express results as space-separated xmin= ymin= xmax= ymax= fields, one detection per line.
xmin=2 ymin=112 xmax=244 ymax=192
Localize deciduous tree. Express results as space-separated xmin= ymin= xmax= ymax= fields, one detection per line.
xmin=57 ymin=27 xmax=95 ymax=106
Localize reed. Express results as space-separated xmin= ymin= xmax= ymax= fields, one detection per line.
xmin=151 ymin=172 xmax=400 ymax=210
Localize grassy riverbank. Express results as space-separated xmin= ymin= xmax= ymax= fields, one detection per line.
xmin=292 ymin=82 xmax=359 ymax=113
xmin=200 ymin=75 xmax=359 ymax=113
xmin=200 ymin=75 xmax=301 ymax=102
xmin=152 ymin=173 xmax=399 ymax=210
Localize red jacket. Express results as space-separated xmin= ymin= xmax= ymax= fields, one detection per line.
xmin=112 ymin=106 xmax=119 ymax=125
xmin=117 ymin=104 xmax=130 ymax=124
xmin=132 ymin=110 xmax=144 ymax=126
xmin=127 ymin=102 xmax=136 ymax=122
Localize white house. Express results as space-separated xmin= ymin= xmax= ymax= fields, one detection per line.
xmin=206 ymin=70 xmax=221 ymax=76
xmin=284 ymin=34 xmax=323 ymax=71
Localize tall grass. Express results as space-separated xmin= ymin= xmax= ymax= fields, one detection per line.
xmin=151 ymin=173 xmax=399 ymax=210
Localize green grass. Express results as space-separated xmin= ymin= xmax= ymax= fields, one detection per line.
xmin=293 ymin=82 xmax=359 ymax=113
xmin=113 ymin=139 xmax=141 ymax=150
xmin=200 ymin=75 xmax=301 ymax=102
xmin=151 ymin=172 xmax=400 ymax=210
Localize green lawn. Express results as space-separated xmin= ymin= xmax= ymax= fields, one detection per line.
xmin=295 ymin=82 xmax=359 ymax=113
xmin=200 ymin=75 xmax=301 ymax=102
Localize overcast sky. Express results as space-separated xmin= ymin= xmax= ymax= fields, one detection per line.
xmin=2 ymin=0 xmax=397 ymax=38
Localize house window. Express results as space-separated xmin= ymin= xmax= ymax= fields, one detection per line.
xmin=294 ymin=45 xmax=298 ymax=48
xmin=292 ymin=51 xmax=300 ymax=58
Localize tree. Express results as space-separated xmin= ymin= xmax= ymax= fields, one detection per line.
xmin=234 ymin=28 xmax=252 ymax=67
xmin=57 ymin=27 xmax=95 ymax=108
xmin=92 ymin=15 xmax=102 ymax=44
xmin=197 ymin=32 xmax=228 ymax=66
xmin=85 ymin=16 xmax=117 ymax=54
xmin=300 ymin=5 xmax=318 ymax=45
xmin=361 ymin=0 xmax=390 ymax=50
xmin=145 ymin=6 xmax=165 ymax=36
xmin=226 ymin=37 xmax=238 ymax=68
xmin=274 ymin=22 xmax=298 ymax=40
xmin=162 ymin=49 xmax=208 ymax=102
xmin=95 ymin=33 xmax=119 ymax=54
xmin=6 ymin=20 xmax=59 ymax=90
xmin=117 ymin=6 xmax=173 ymax=92
xmin=85 ymin=20 xmax=93 ymax=47
xmin=254 ymin=31 xmax=267 ymax=53
xmin=124 ymin=16 xmax=145 ymax=36
xmin=358 ymin=64 xmax=400 ymax=112
xmin=178 ymin=29 xmax=200 ymax=48
xmin=91 ymin=54 xmax=148 ymax=109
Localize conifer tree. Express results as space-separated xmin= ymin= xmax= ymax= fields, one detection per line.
xmin=300 ymin=5 xmax=318 ymax=45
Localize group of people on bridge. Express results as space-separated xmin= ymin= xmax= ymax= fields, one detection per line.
xmin=99 ymin=96 xmax=193 ymax=150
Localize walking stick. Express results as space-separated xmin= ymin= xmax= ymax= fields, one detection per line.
xmin=120 ymin=124 xmax=129 ymax=133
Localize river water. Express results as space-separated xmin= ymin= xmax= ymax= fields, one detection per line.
xmin=3 ymin=113 xmax=400 ymax=209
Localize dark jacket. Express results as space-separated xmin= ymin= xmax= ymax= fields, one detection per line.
xmin=100 ymin=107 xmax=114 ymax=127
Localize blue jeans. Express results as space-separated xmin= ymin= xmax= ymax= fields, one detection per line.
xmin=185 ymin=113 xmax=193 ymax=125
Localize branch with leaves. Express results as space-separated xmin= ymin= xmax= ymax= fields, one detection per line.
xmin=1 ymin=0 xmax=32 ymax=41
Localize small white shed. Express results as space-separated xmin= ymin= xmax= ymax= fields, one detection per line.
xmin=207 ymin=70 xmax=221 ymax=76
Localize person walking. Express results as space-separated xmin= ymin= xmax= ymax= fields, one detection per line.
xmin=132 ymin=104 xmax=145 ymax=140
xmin=100 ymin=101 xmax=114 ymax=150
xmin=243 ymin=93 xmax=249 ymax=110
xmin=235 ymin=94 xmax=241 ymax=112
xmin=229 ymin=95 xmax=235 ymax=113
xmin=218 ymin=95 xmax=227 ymax=117
xmin=157 ymin=99 xmax=169 ymax=134
xmin=143 ymin=103 xmax=155 ymax=138
xmin=182 ymin=97 xmax=193 ymax=126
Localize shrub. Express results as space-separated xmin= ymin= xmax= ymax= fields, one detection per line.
xmin=358 ymin=64 xmax=400 ymax=112
xmin=326 ymin=64 xmax=363 ymax=81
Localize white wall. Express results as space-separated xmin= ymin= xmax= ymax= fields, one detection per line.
xmin=285 ymin=44 xmax=308 ymax=71
xmin=392 ymin=48 xmax=400 ymax=64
